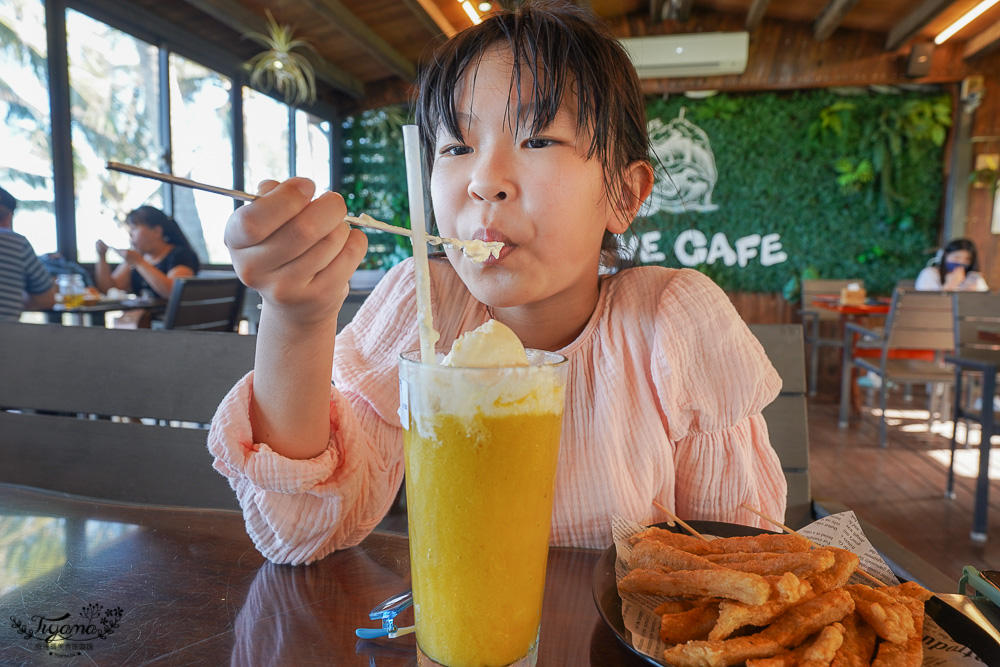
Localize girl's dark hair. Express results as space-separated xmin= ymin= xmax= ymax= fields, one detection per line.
xmin=415 ymin=0 xmax=650 ymax=269
xmin=126 ymin=206 xmax=201 ymax=273
xmin=935 ymin=237 xmax=979 ymax=284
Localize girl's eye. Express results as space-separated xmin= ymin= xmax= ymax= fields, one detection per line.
xmin=440 ymin=144 xmax=472 ymax=157
xmin=524 ymin=138 xmax=555 ymax=149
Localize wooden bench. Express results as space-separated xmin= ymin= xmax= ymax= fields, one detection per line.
xmin=748 ymin=324 xmax=811 ymax=529
xmin=0 ymin=322 xmax=255 ymax=509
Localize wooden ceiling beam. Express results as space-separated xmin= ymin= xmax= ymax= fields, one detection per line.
xmin=964 ymin=18 xmax=1000 ymax=59
xmin=180 ymin=0 xmax=364 ymax=99
xmin=297 ymin=0 xmax=417 ymax=82
xmin=667 ymin=0 xmax=694 ymax=22
xmin=885 ymin=0 xmax=955 ymax=51
xmin=813 ymin=0 xmax=860 ymax=42
xmin=746 ymin=0 xmax=772 ymax=31
xmin=402 ymin=0 xmax=457 ymax=38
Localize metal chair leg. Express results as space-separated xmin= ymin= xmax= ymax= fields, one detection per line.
xmin=947 ymin=370 xmax=962 ymax=500
xmin=838 ymin=328 xmax=853 ymax=428
xmin=971 ymin=372 xmax=996 ymax=543
xmin=879 ymin=377 xmax=888 ymax=449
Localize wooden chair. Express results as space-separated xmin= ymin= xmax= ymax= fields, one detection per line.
xmin=0 ymin=322 xmax=255 ymax=509
xmin=945 ymin=291 xmax=1000 ymax=543
xmin=837 ymin=288 xmax=955 ymax=448
xmin=748 ymin=324 xmax=811 ymax=529
xmin=163 ymin=276 xmax=246 ymax=332
xmin=799 ymin=279 xmax=864 ymax=396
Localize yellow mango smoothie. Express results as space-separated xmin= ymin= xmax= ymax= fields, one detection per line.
xmin=398 ymin=321 xmax=567 ymax=667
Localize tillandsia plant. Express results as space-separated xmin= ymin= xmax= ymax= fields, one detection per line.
xmin=244 ymin=10 xmax=318 ymax=106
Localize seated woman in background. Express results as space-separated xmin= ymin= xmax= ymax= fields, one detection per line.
xmin=95 ymin=206 xmax=200 ymax=299
xmin=915 ymin=238 xmax=989 ymax=292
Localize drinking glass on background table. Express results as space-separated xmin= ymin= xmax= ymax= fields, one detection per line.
xmin=398 ymin=350 xmax=568 ymax=667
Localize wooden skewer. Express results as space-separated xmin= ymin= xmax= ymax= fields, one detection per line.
xmin=104 ymin=162 xmax=503 ymax=257
xmin=739 ymin=503 xmax=885 ymax=587
xmin=652 ymin=499 xmax=709 ymax=542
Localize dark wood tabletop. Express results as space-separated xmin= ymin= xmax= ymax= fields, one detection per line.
xmin=0 ymin=483 xmax=645 ymax=666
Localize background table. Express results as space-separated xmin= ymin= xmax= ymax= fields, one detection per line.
xmin=28 ymin=298 xmax=166 ymax=327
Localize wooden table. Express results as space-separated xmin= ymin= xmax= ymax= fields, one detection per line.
xmin=2 ymin=483 xmax=996 ymax=666
xmin=0 ymin=483 xmax=643 ymax=666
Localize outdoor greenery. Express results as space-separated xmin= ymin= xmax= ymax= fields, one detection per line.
xmin=341 ymin=105 xmax=413 ymax=270
xmin=637 ymin=89 xmax=951 ymax=296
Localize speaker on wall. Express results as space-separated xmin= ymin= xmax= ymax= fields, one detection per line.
xmin=906 ymin=43 xmax=935 ymax=78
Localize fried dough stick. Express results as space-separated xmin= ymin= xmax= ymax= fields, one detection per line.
xmin=618 ymin=568 xmax=771 ymax=606
xmin=660 ymin=600 xmax=722 ymax=645
xmin=661 ymin=589 xmax=855 ymax=667
xmin=707 ymin=534 xmax=812 ymax=554
xmin=763 ymin=572 xmax=813 ymax=603
xmin=830 ymin=612 xmax=878 ymax=667
xmin=629 ymin=539 xmax=725 ymax=572
xmin=654 ymin=599 xmax=697 ymax=615
xmin=844 ymin=584 xmax=915 ymax=644
xmin=806 ymin=547 xmax=859 ymax=594
xmin=871 ymin=596 xmax=924 ymax=667
xmin=709 ymin=573 xmax=814 ymax=640
xmin=745 ymin=622 xmax=846 ymax=667
xmin=629 ymin=527 xmax=717 ymax=555
xmin=629 ymin=528 xmax=811 ymax=555
xmin=705 ymin=549 xmax=835 ymax=578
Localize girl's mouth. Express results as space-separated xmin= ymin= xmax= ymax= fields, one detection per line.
xmin=471 ymin=229 xmax=513 ymax=266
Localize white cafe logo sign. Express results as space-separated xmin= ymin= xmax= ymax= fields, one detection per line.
xmin=633 ymin=108 xmax=787 ymax=269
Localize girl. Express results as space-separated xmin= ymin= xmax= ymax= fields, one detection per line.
xmin=95 ymin=206 xmax=200 ymax=299
xmin=915 ymin=237 xmax=989 ymax=292
xmin=210 ymin=1 xmax=786 ymax=565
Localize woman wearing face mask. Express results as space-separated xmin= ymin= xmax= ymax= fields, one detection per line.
xmin=915 ymin=238 xmax=989 ymax=291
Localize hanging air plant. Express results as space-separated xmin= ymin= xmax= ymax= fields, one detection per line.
xmin=244 ymin=10 xmax=318 ymax=106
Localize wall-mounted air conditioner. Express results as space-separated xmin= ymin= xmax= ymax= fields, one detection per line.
xmin=619 ymin=32 xmax=750 ymax=79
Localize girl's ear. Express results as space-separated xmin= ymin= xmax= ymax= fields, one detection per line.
xmin=607 ymin=160 xmax=655 ymax=234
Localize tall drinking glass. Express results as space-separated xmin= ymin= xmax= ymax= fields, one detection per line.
xmin=398 ymin=349 xmax=568 ymax=667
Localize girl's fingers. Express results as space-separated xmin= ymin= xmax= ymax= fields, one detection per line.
xmin=225 ymin=178 xmax=318 ymax=250
xmin=256 ymin=180 xmax=280 ymax=196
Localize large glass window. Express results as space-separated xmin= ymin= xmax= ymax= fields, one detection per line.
xmin=244 ymin=88 xmax=290 ymax=190
xmin=0 ymin=0 xmax=56 ymax=254
xmin=169 ymin=53 xmax=233 ymax=264
xmin=67 ymin=9 xmax=163 ymax=263
xmin=295 ymin=109 xmax=331 ymax=191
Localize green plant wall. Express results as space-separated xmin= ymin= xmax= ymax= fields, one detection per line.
xmin=341 ymin=105 xmax=413 ymax=269
xmin=635 ymin=89 xmax=950 ymax=296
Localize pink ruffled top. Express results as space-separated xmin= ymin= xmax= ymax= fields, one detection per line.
xmin=208 ymin=259 xmax=786 ymax=564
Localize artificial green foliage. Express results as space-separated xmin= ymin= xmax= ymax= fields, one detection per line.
xmin=341 ymin=105 xmax=414 ymax=269
xmin=637 ymin=89 xmax=949 ymax=296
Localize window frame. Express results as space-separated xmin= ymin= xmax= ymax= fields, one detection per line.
xmin=44 ymin=0 xmax=339 ymax=265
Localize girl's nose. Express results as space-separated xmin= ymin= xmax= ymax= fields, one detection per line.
xmin=468 ymin=149 xmax=516 ymax=203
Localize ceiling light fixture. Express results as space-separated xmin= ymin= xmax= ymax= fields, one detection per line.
xmin=478 ymin=2 xmax=492 ymax=12
xmin=935 ymin=0 xmax=1000 ymax=44
xmin=461 ymin=0 xmax=482 ymax=24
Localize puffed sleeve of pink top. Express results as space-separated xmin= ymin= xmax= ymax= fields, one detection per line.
xmin=207 ymin=262 xmax=420 ymax=565
xmin=651 ymin=269 xmax=786 ymax=529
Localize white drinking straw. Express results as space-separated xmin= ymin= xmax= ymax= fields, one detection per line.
xmin=402 ymin=125 xmax=440 ymax=364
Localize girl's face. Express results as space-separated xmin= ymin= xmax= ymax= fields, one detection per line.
xmin=944 ymin=249 xmax=972 ymax=268
xmin=128 ymin=222 xmax=162 ymax=254
xmin=430 ymin=47 xmax=631 ymax=317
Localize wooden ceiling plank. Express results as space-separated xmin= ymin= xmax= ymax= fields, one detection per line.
xmin=885 ymin=0 xmax=955 ymax=51
xmin=746 ymin=0 xmax=772 ymax=31
xmin=964 ymin=18 xmax=1000 ymax=59
xmin=180 ymin=0 xmax=364 ymax=98
xmin=297 ymin=0 xmax=417 ymax=82
xmin=813 ymin=0 xmax=861 ymax=42
xmin=402 ymin=0 xmax=457 ymax=38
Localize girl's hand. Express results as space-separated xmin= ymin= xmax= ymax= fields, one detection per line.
xmin=115 ymin=248 xmax=143 ymax=267
xmin=224 ymin=178 xmax=368 ymax=327
xmin=95 ymin=240 xmax=108 ymax=259
xmin=944 ymin=265 xmax=966 ymax=289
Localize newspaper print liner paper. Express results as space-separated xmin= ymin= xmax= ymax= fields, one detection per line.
xmin=610 ymin=511 xmax=981 ymax=666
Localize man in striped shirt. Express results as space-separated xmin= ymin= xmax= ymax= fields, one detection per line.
xmin=0 ymin=186 xmax=55 ymax=322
